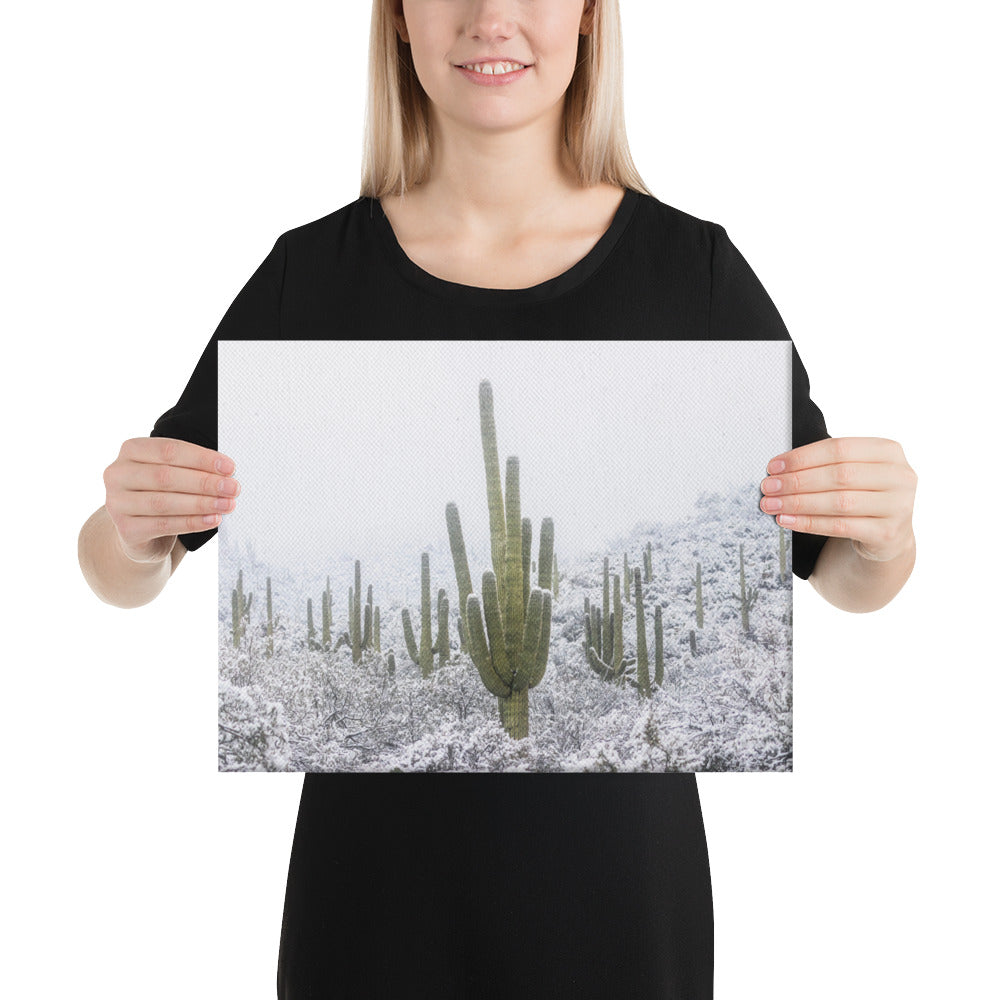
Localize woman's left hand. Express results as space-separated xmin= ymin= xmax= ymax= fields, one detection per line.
xmin=760 ymin=437 xmax=917 ymax=562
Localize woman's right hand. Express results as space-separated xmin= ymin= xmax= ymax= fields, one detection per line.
xmin=103 ymin=437 xmax=239 ymax=564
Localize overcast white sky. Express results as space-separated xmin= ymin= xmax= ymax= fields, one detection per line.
xmin=218 ymin=340 xmax=790 ymax=574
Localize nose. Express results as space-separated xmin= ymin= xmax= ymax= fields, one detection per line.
xmin=463 ymin=0 xmax=518 ymax=43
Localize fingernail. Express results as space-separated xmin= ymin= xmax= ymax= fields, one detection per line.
xmin=216 ymin=457 xmax=235 ymax=475
xmin=768 ymin=459 xmax=785 ymax=474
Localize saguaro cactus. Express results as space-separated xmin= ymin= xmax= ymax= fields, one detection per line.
xmin=643 ymin=541 xmax=654 ymax=583
xmin=436 ymin=588 xmax=450 ymax=670
xmin=402 ymin=552 xmax=436 ymax=678
xmin=654 ymin=605 xmax=664 ymax=688
xmin=448 ymin=381 xmax=554 ymax=740
xmin=634 ymin=568 xmax=652 ymax=699
xmin=266 ymin=576 xmax=274 ymax=657
xmin=231 ymin=569 xmax=253 ymax=648
xmin=734 ymin=542 xmax=760 ymax=636
xmin=306 ymin=597 xmax=317 ymax=651
xmin=587 ymin=573 xmax=631 ymax=682
xmin=778 ymin=525 xmax=788 ymax=583
xmin=694 ymin=561 xmax=704 ymax=629
xmin=321 ymin=576 xmax=332 ymax=650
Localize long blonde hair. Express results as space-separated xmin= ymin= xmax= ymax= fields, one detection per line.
xmin=359 ymin=0 xmax=652 ymax=199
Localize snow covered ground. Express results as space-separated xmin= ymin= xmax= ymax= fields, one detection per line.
xmin=218 ymin=479 xmax=792 ymax=773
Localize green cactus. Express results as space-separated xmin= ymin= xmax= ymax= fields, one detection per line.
xmin=654 ymin=605 xmax=663 ymax=688
xmin=778 ymin=525 xmax=788 ymax=583
xmin=386 ymin=650 xmax=396 ymax=678
xmin=643 ymin=541 xmax=654 ymax=583
xmin=552 ymin=552 xmax=560 ymax=601
xmin=321 ymin=576 xmax=332 ymax=650
xmin=436 ymin=588 xmax=450 ymax=670
xmin=231 ymin=568 xmax=253 ymax=648
xmin=689 ymin=628 xmax=697 ymax=656
xmin=402 ymin=552 xmax=436 ymax=678
xmin=446 ymin=381 xmax=555 ymax=740
xmin=306 ymin=597 xmax=317 ymax=651
xmin=634 ymin=568 xmax=651 ymax=699
xmin=336 ymin=561 xmax=378 ymax=663
xmin=587 ymin=572 xmax=632 ymax=682
xmin=624 ymin=552 xmax=631 ymax=603
xmin=446 ymin=502 xmax=474 ymax=652
xmin=694 ymin=561 xmax=704 ymax=629
xmin=266 ymin=576 xmax=274 ymax=657
xmin=601 ymin=556 xmax=612 ymax=660
xmin=522 ymin=517 xmax=532 ymax=613
xmin=734 ymin=542 xmax=760 ymax=636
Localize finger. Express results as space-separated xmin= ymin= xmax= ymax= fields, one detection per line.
xmin=115 ymin=461 xmax=241 ymax=500
xmin=122 ymin=437 xmax=236 ymax=476
xmin=760 ymin=488 xmax=895 ymax=519
xmin=114 ymin=487 xmax=238 ymax=519
xmin=772 ymin=512 xmax=882 ymax=540
xmin=767 ymin=437 xmax=903 ymax=476
xmin=118 ymin=511 xmax=228 ymax=548
xmin=761 ymin=461 xmax=900 ymax=497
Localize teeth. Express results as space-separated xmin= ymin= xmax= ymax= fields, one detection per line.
xmin=462 ymin=61 xmax=525 ymax=75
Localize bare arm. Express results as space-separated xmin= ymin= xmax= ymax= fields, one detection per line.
xmin=78 ymin=437 xmax=238 ymax=609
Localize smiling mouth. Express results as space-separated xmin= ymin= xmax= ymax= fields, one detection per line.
xmin=455 ymin=61 xmax=531 ymax=76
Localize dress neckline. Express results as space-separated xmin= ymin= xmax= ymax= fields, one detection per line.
xmin=368 ymin=187 xmax=640 ymax=307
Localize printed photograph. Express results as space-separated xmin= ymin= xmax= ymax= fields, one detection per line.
xmin=218 ymin=340 xmax=793 ymax=773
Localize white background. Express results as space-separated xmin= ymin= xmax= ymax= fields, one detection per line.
xmin=5 ymin=1 xmax=995 ymax=997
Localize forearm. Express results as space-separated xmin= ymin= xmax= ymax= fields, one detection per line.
xmin=807 ymin=531 xmax=916 ymax=613
xmin=77 ymin=506 xmax=184 ymax=609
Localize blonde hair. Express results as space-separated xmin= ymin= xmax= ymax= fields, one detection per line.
xmin=359 ymin=0 xmax=652 ymax=199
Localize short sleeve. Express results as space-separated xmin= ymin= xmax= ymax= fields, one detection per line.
xmin=709 ymin=223 xmax=832 ymax=581
xmin=149 ymin=232 xmax=286 ymax=552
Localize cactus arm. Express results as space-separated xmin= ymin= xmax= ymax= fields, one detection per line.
xmin=401 ymin=609 xmax=419 ymax=663
xmin=465 ymin=594 xmax=511 ymax=698
xmin=479 ymin=380 xmax=507 ymax=608
xmin=481 ymin=570 xmax=512 ymax=686
xmin=612 ymin=574 xmax=624 ymax=670
xmin=524 ymin=590 xmax=552 ymax=688
xmin=445 ymin=502 xmax=474 ymax=648
xmin=515 ymin=588 xmax=544 ymax=691
xmin=536 ymin=517 xmax=554 ymax=593
xmin=521 ymin=516 xmax=532 ymax=613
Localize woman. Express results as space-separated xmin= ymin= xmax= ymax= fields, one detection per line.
xmin=79 ymin=1 xmax=917 ymax=996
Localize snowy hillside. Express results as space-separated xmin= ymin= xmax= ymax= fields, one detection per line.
xmin=218 ymin=479 xmax=793 ymax=773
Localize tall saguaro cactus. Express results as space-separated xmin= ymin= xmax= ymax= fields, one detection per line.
xmin=463 ymin=457 xmax=554 ymax=739
xmin=778 ymin=525 xmax=788 ymax=583
xmin=447 ymin=381 xmax=554 ymax=740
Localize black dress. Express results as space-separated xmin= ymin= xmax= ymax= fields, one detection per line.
xmin=151 ymin=187 xmax=831 ymax=998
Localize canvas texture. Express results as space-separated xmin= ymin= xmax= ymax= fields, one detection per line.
xmin=218 ymin=339 xmax=793 ymax=773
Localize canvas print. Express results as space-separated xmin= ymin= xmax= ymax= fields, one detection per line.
xmin=218 ymin=340 xmax=794 ymax=773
